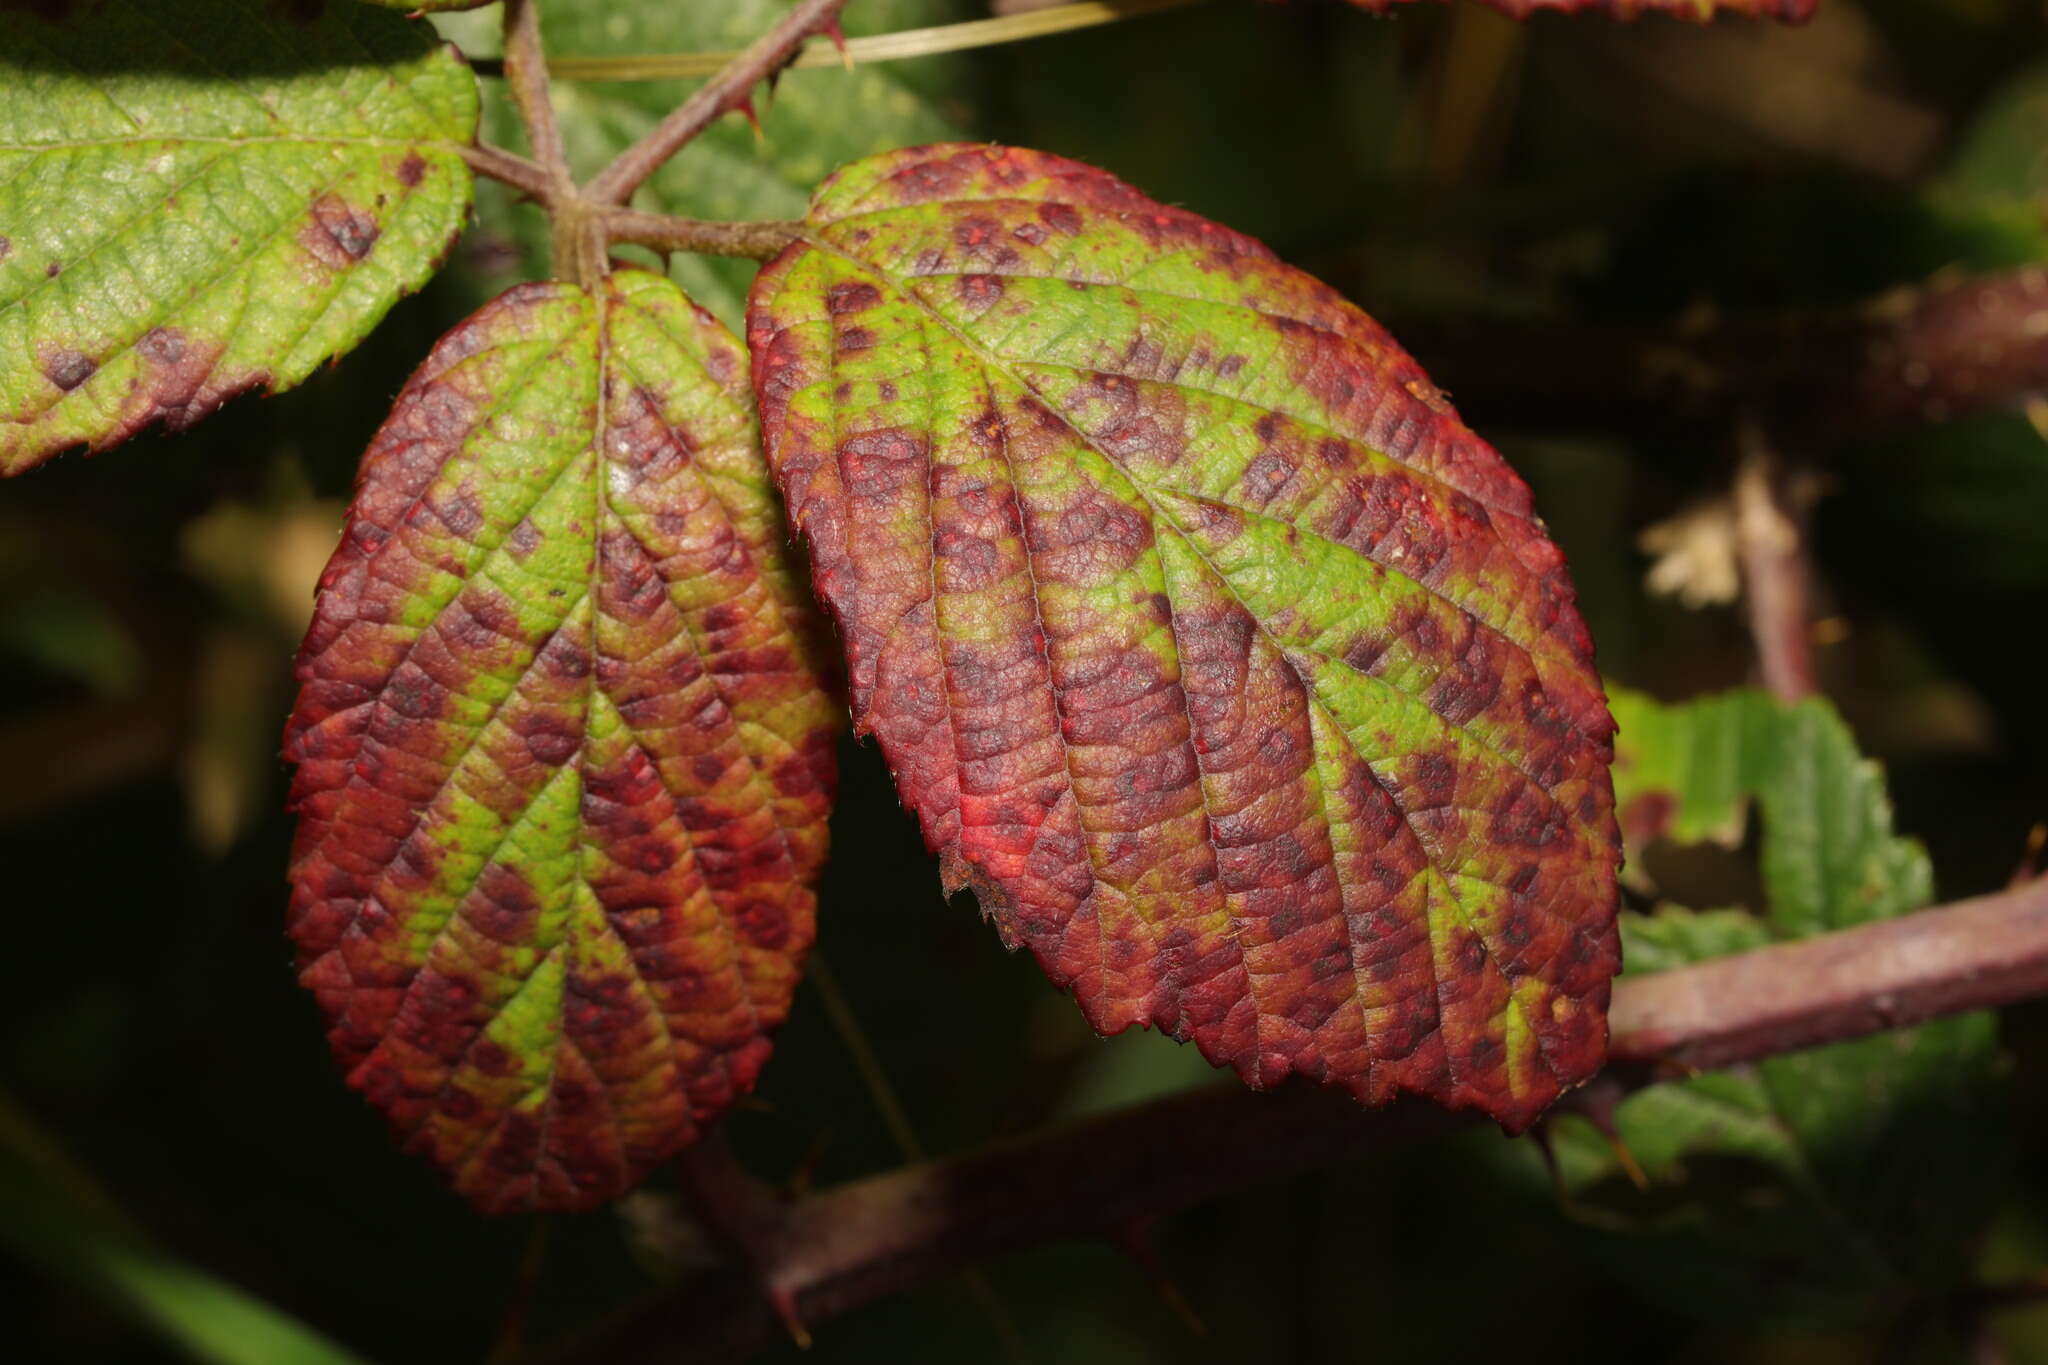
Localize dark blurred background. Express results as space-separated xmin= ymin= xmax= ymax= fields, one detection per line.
xmin=5 ymin=1 xmax=2048 ymax=1361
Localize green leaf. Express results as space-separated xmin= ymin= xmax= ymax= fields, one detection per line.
xmin=1610 ymin=688 xmax=1933 ymax=934
xmin=0 ymin=0 xmax=479 ymax=475
xmin=0 ymin=1087 xmax=368 ymax=1365
xmin=358 ymin=1 xmax=494 ymax=10
xmin=750 ymin=143 xmax=1621 ymax=1131
xmin=1947 ymin=59 xmax=2048 ymax=208
xmin=1548 ymin=688 xmax=2003 ymax=1326
xmin=284 ymin=269 xmax=840 ymax=1213
xmin=456 ymin=0 xmax=976 ymax=323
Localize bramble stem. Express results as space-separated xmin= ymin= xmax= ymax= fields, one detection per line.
xmin=501 ymin=0 xmax=574 ymax=197
xmin=531 ymin=0 xmax=1205 ymax=82
xmin=1732 ymin=422 xmax=1818 ymax=702
xmin=583 ymin=0 xmax=854 ymax=207
xmin=545 ymin=873 xmax=2048 ymax=1365
xmin=1404 ymin=266 xmax=2048 ymax=446
xmin=601 ymin=210 xmax=802 ymax=262
xmin=459 ymin=144 xmax=554 ymax=203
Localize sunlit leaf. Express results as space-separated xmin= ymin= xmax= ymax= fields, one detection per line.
xmin=749 ymin=143 xmax=1620 ymax=1130
xmin=286 ymin=269 xmax=839 ymax=1212
xmin=0 ymin=0 xmax=478 ymax=474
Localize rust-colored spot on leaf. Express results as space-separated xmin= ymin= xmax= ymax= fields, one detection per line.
xmin=302 ymin=193 xmax=381 ymax=268
xmin=39 ymin=345 xmax=96 ymax=392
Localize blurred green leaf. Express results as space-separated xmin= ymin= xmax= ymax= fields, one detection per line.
xmin=0 ymin=589 xmax=143 ymax=699
xmin=1830 ymin=412 xmax=2048 ymax=592
xmin=0 ymin=1088 xmax=367 ymax=1365
xmin=1948 ymin=59 xmax=2048 ymax=207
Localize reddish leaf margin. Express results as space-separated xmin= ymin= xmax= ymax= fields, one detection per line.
xmin=749 ymin=143 xmax=1620 ymax=1132
xmin=286 ymin=270 xmax=838 ymax=1212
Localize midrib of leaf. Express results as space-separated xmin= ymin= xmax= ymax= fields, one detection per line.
xmin=975 ymin=322 xmax=1217 ymax=1040
xmin=590 ymin=284 xmax=777 ymax=1056
xmin=362 ymin=286 xmax=797 ymax=1174
xmin=804 ymin=237 xmax=1564 ymax=1098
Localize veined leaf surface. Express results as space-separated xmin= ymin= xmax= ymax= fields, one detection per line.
xmin=0 ymin=0 xmax=477 ymax=475
xmin=749 ymin=143 xmax=1619 ymax=1130
xmin=286 ymin=270 xmax=838 ymax=1213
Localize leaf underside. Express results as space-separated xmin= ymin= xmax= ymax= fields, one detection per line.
xmin=0 ymin=0 xmax=477 ymax=475
xmin=748 ymin=143 xmax=1621 ymax=1131
xmin=286 ymin=270 xmax=838 ymax=1213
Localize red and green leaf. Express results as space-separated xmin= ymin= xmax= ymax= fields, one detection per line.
xmin=748 ymin=143 xmax=1619 ymax=1131
xmin=286 ymin=270 xmax=838 ymax=1213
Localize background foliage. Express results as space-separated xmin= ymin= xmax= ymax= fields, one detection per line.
xmin=4 ymin=1 xmax=2047 ymax=1361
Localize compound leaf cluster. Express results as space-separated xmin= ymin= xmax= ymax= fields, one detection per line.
xmin=2 ymin=0 xmax=1649 ymax=1210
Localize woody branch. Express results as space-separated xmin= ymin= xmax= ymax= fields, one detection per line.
xmin=546 ymin=872 xmax=2048 ymax=1365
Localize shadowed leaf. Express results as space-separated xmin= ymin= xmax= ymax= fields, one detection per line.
xmin=748 ymin=143 xmax=1620 ymax=1131
xmin=285 ymin=269 xmax=839 ymax=1213
xmin=0 ymin=0 xmax=478 ymax=475
xmin=1545 ymin=689 xmax=2002 ymax=1325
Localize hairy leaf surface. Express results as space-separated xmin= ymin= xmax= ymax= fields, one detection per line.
xmin=0 ymin=0 xmax=477 ymax=475
xmin=1549 ymin=688 xmax=2000 ymax=1324
xmin=286 ymin=270 xmax=838 ymax=1213
xmin=749 ymin=143 xmax=1620 ymax=1130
